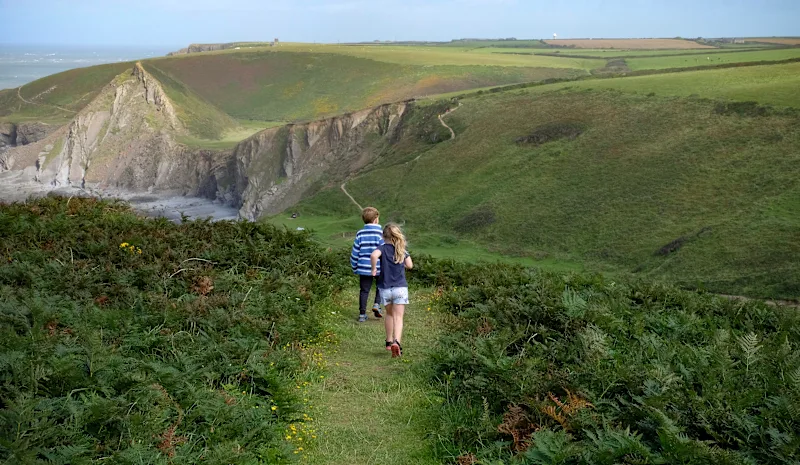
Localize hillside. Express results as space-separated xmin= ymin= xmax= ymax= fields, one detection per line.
xmin=143 ymin=50 xmax=588 ymax=123
xmin=0 ymin=62 xmax=134 ymax=124
xmin=2 ymin=43 xmax=799 ymax=301
xmin=290 ymin=84 xmax=800 ymax=299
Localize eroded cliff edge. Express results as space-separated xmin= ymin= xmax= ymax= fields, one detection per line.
xmin=0 ymin=63 xmax=412 ymax=220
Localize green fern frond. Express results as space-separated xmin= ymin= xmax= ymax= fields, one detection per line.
xmin=561 ymin=287 xmax=587 ymax=319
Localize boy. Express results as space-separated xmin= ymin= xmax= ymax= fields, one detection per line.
xmin=350 ymin=206 xmax=384 ymax=322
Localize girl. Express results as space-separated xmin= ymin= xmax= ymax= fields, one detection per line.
xmin=370 ymin=224 xmax=413 ymax=358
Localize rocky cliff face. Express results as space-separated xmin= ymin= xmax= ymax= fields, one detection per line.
xmin=229 ymin=102 xmax=409 ymax=219
xmin=0 ymin=62 xmax=221 ymax=193
xmin=0 ymin=122 xmax=55 ymax=169
xmin=1 ymin=64 xmax=412 ymax=220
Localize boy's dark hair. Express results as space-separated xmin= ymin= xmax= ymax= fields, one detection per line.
xmin=361 ymin=207 xmax=379 ymax=224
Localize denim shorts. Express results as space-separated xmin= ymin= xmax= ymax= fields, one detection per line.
xmin=379 ymin=287 xmax=409 ymax=305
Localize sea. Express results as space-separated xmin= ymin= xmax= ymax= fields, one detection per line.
xmin=0 ymin=44 xmax=175 ymax=90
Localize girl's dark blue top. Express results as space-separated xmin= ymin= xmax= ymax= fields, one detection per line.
xmin=377 ymin=244 xmax=409 ymax=289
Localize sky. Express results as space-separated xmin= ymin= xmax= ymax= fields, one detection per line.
xmin=1 ymin=0 xmax=798 ymax=47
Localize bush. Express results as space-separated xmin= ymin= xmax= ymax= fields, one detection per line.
xmin=0 ymin=197 xmax=347 ymax=463
xmin=425 ymin=263 xmax=800 ymax=464
xmin=515 ymin=122 xmax=586 ymax=146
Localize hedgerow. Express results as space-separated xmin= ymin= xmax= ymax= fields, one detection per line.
xmin=0 ymin=197 xmax=348 ymax=463
xmin=424 ymin=265 xmax=800 ymax=464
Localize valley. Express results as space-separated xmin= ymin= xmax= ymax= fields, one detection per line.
xmin=2 ymin=34 xmax=800 ymax=464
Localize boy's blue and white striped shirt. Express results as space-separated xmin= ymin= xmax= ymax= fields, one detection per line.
xmin=350 ymin=224 xmax=384 ymax=275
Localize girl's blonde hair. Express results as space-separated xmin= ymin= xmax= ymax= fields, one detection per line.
xmin=383 ymin=223 xmax=407 ymax=264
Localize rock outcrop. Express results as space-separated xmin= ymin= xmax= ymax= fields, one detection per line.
xmin=0 ymin=122 xmax=56 ymax=169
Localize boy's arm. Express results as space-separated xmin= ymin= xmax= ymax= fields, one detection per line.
xmin=370 ymin=249 xmax=382 ymax=276
xmin=350 ymin=235 xmax=360 ymax=273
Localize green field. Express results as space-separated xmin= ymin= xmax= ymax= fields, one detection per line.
xmin=294 ymin=88 xmax=800 ymax=299
xmin=275 ymin=43 xmax=603 ymax=68
xmin=517 ymin=46 xmax=775 ymax=58
xmin=527 ymin=62 xmax=800 ymax=108
xmin=626 ymin=47 xmax=800 ymax=70
xmin=437 ymin=39 xmax=550 ymax=48
xmin=265 ymin=212 xmax=584 ymax=272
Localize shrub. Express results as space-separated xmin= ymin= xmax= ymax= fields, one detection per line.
xmin=0 ymin=197 xmax=347 ymax=463
xmin=425 ymin=263 xmax=800 ymax=464
xmin=515 ymin=122 xmax=586 ymax=146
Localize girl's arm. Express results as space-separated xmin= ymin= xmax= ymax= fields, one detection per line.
xmin=404 ymin=255 xmax=413 ymax=270
xmin=370 ymin=249 xmax=382 ymax=276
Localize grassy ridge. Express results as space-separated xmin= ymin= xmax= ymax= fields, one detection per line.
xmin=423 ymin=263 xmax=800 ymax=463
xmin=141 ymin=62 xmax=238 ymax=139
xmin=0 ymin=198 xmax=349 ymax=463
xmin=0 ymin=62 xmax=133 ymax=123
xmin=145 ymin=51 xmax=587 ymax=122
xmin=295 ymin=89 xmax=800 ymax=299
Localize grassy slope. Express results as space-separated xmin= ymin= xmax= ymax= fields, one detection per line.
xmin=0 ymin=62 xmax=133 ymax=123
xmin=143 ymin=50 xmax=589 ymax=122
xmin=294 ymin=89 xmax=800 ymax=299
xmin=141 ymin=62 xmax=239 ymax=140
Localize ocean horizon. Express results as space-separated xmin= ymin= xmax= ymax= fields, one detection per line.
xmin=0 ymin=44 xmax=176 ymax=90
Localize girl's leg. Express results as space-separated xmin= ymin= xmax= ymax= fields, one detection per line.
xmin=384 ymin=303 xmax=395 ymax=343
xmin=392 ymin=304 xmax=405 ymax=343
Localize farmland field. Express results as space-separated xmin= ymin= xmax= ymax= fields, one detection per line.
xmin=544 ymin=38 xmax=714 ymax=49
xmin=748 ymin=37 xmax=800 ymax=45
xmin=626 ymin=47 xmax=800 ymax=70
xmin=535 ymin=62 xmax=800 ymax=108
xmin=495 ymin=47 xmax=776 ymax=58
xmin=274 ymin=43 xmax=601 ymax=68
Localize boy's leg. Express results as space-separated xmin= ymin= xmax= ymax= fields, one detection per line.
xmin=358 ymin=275 xmax=372 ymax=319
xmin=371 ymin=277 xmax=383 ymax=317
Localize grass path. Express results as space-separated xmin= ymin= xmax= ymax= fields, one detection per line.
xmin=305 ymin=289 xmax=443 ymax=465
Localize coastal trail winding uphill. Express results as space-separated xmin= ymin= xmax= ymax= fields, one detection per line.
xmin=305 ymin=290 xmax=442 ymax=465
xmin=340 ymin=182 xmax=363 ymax=211
xmin=17 ymin=85 xmax=76 ymax=114
xmin=437 ymin=101 xmax=462 ymax=141
xmin=340 ymin=101 xmax=462 ymax=212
